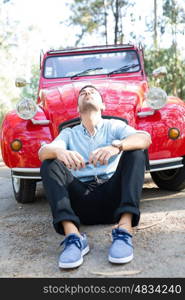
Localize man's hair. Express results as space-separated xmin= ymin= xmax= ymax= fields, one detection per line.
xmin=78 ymin=85 xmax=103 ymax=102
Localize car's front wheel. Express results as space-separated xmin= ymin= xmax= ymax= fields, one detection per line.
xmin=151 ymin=163 xmax=185 ymax=191
xmin=11 ymin=172 xmax=36 ymax=203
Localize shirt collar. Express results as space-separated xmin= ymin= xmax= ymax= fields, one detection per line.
xmin=80 ymin=118 xmax=104 ymax=136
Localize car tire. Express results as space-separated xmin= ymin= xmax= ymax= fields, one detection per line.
xmin=151 ymin=163 xmax=185 ymax=191
xmin=11 ymin=172 xmax=36 ymax=203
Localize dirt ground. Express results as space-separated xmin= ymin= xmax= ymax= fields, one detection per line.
xmin=0 ymin=157 xmax=185 ymax=279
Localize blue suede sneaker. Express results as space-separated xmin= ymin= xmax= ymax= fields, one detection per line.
xmin=58 ymin=233 xmax=90 ymax=269
xmin=108 ymin=228 xmax=133 ymax=264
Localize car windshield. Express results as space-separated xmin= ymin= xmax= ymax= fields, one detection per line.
xmin=44 ymin=50 xmax=140 ymax=79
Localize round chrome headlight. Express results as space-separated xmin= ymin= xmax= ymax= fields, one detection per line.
xmin=146 ymin=87 xmax=167 ymax=110
xmin=16 ymin=98 xmax=37 ymax=120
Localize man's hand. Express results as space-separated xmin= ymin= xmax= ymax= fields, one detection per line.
xmin=38 ymin=142 xmax=85 ymax=170
xmin=56 ymin=149 xmax=85 ymax=170
xmin=89 ymin=146 xmax=120 ymax=166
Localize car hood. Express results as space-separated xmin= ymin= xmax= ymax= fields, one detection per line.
xmin=41 ymin=79 xmax=147 ymax=137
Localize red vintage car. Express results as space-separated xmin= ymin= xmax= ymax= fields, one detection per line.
xmin=1 ymin=43 xmax=185 ymax=203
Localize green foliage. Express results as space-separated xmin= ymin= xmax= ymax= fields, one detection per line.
xmin=20 ymin=65 xmax=40 ymax=101
xmin=163 ymin=0 xmax=185 ymax=26
xmin=144 ymin=46 xmax=185 ymax=100
xmin=0 ymin=0 xmax=18 ymax=127
xmin=162 ymin=0 xmax=185 ymax=47
xmin=0 ymin=64 xmax=40 ymax=127
xmin=68 ymin=0 xmax=132 ymax=45
xmin=68 ymin=0 xmax=106 ymax=45
xmin=0 ymin=103 xmax=8 ymax=127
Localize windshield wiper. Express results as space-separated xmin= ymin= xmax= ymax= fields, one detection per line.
xmin=71 ymin=67 xmax=103 ymax=79
xmin=108 ymin=64 xmax=140 ymax=75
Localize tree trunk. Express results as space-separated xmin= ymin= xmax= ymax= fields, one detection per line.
xmin=114 ymin=0 xmax=119 ymax=44
xmin=154 ymin=0 xmax=158 ymax=49
xmin=103 ymin=0 xmax=108 ymax=45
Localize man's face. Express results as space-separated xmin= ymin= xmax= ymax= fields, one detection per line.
xmin=78 ymin=87 xmax=105 ymax=113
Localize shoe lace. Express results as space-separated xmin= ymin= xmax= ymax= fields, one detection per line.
xmin=60 ymin=235 xmax=82 ymax=250
xmin=113 ymin=229 xmax=133 ymax=247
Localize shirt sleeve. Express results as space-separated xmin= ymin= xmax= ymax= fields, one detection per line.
xmin=51 ymin=128 xmax=72 ymax=149
xmin=110 ymin=119 xmax=150 ymax=140
xmin=110 ymin=119 xmax=136 ymax=139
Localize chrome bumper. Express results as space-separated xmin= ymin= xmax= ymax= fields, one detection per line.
xmin=11 ymin=168 xmax=41 ymax=179
xmin=148 ymin=157 xmax=183 ymax=172
xmin=11 ymin=157 xmax=184 ymax=180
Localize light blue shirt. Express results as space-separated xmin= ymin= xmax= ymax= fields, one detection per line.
xmin=54 ymin=118 xmax=140 ymax=182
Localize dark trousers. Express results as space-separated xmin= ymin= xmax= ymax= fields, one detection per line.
xmin=40 ymin=150 xmax=146 ymax=235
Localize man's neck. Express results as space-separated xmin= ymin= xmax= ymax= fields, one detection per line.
xmin=81 ymin=112 xmax=102 ymax=136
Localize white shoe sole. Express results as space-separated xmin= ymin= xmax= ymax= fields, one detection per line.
xmin=108 ymin=253 xmax=133 ymax=264
xmin=59 ymin=245 xmax=90 ymax=269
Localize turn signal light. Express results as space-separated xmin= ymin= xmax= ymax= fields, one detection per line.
xmin=10 ymin=139 xmax=22 ymax=151
xmin=168 ymin=128 xmax=180 ymax=140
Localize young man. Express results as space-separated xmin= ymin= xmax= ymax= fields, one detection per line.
xmin=39 ymin=85 xmax=151 ymax=269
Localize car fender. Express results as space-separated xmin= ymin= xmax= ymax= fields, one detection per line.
xmin=137 ymin=97 xmax=185 ymax=160
xmin=1 ymin=107 xmax=53 ymax=168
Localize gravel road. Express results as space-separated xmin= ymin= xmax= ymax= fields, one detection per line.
xmin=0 ymin=158 xmax=185 ymax=278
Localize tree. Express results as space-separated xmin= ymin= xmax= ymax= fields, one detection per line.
xmin=153 ymin=0 xmax=158 ymax=49
xmin=67 ymin=0 xmax=106 ymax=46
xmin=162 ymin=0 xmax=185 ymax=95
xmin=144 ymin=1 xmax=185 ymax=99
xmin=67 ymin=0 xmax=132 ymax=45
xmin=0 ymin=0 xmax=19 ymax=126
xmin=144 ymin=47 xmax=185 ymax=100
xmin=20 ymin=64 xmax=40 ymax=101
xmin=163 ymin=0 xmax=185 ymax=46
xmin=0 ymin=1 xmax=42 ymax=127
xmin=110 ymin=0 xmax=131 ymax=44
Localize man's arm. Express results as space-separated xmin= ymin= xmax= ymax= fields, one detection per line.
xmin=119 ymin=132 xmax=151 ymax=151
xmin=38 ymin=141 xmax=62 ymax=161
xmin=38 ymin=141 xmax=85 ymax=170
xmin=89 ymin=132 xmax=151 ymax=166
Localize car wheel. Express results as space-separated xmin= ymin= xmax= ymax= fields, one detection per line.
xmin=151 ymin=164 xmax=185 ymax=191
xmin=11 ymin=172 xmax=36 ymax=203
